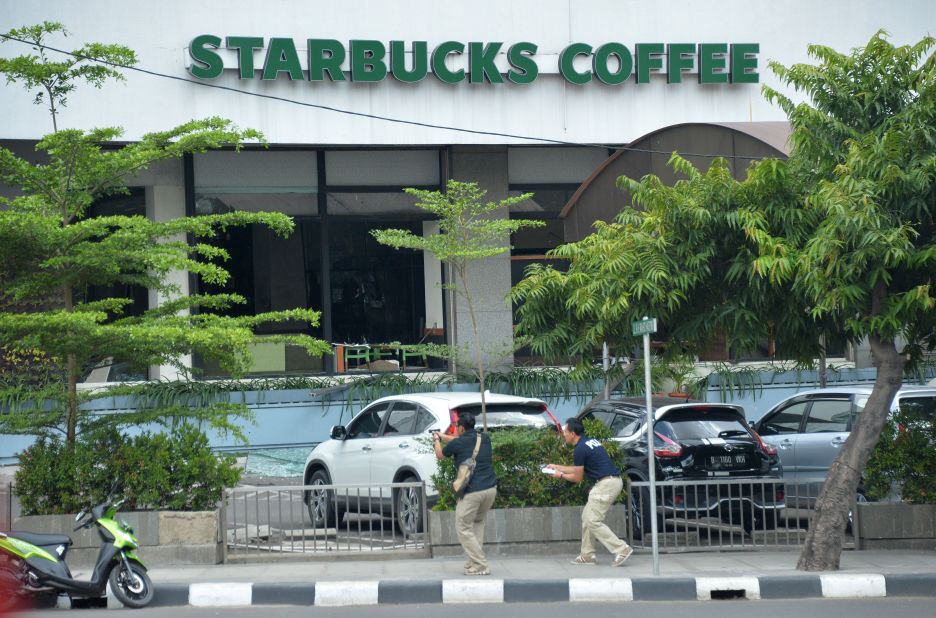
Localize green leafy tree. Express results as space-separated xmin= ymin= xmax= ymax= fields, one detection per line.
xmin=0 ymin=23 xmax=332 ymax=445
xmin=513 ymin=32 xmax=936 ymax=572
xmin=0 ymin=22 xmax=136 ymax=132
xmin=510 ymin=154 xmax=832 ymax=368
xmin=371 ymin=180 xmax=542 ymax=429
xmin=753 ymin=32 xmax=936 ymax=570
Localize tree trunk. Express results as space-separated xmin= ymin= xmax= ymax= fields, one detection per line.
xmin=66 ymin=354 xmax=77 ymax=445
xmin=459 ymin=265 xmax=487 ymax=431
xmin=818 ymin=335 xmax=828 ymax=388
xmin=796 ymin=333 xmax=904 ymax=570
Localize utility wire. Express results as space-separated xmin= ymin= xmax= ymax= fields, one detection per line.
xmin=0 ymin=34 xmax=779 ymax=161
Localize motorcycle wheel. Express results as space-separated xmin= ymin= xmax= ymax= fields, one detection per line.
xmin=109 ymin=562 xmax=154 ymax=608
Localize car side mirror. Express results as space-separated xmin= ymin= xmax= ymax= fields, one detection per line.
xmin=330 ymin=425 xmax=347 ymax=440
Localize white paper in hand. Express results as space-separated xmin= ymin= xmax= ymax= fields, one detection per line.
xmin=540 ymin=465 xmax=554 ymax=475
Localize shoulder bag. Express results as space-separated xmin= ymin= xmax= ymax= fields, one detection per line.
xmin=452 ymin=434 xmax=482 ymax=499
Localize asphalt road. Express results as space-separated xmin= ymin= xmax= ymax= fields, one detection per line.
xmin=21 ymin=598 xmax=936 ymax=618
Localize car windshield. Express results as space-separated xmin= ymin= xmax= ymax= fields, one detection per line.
xmin=655 ymin=410 xmax=753 ymax=442
xmin=454 ymin=403 xmax=554 ymax=428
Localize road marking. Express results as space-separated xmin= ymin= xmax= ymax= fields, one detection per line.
xmin=315 ymin=580 xmax=379 ymax=606
xmin=569 ymin=578 xmax=634 ymax=601
xmin=189 ymin=583 xmax=252 ymax=606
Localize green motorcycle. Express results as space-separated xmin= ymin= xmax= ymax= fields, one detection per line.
xmin=0 ymin=496 xmax=153 ymax=610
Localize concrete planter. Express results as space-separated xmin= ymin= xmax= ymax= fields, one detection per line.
xmin=13 ymin=509 xmax=222 ymax=566
xmin=856 ymin=503 xmax=936 ymax=550
xmin=428 ymin=504 xmax=627 ymax=557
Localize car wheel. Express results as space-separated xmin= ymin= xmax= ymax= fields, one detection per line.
xmin=395 ymin=474 xmax=423 ymax=536
xmin=306 ymin=469 xmax=344 ymax=528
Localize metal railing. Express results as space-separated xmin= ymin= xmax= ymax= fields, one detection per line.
xmin=0 ymin=482 xmax=11 ymax=530
xmin=223 ymin=481 xmax=430 ymax=561
xmin=626 ymin=478 xmax=859 ymax=552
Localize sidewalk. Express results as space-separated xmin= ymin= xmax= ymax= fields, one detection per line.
xmin=84 ymin=548 xmax=936 ymax=608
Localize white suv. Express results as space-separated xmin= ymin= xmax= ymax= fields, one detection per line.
xmin=303 ymin=392 xmax=560 ymax=534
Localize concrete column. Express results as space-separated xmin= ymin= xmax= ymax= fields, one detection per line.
xmin=449 ymin=146 xmax=514 ymax=372
xmin=422 ymin=220 xmax=444 ymax=332
xmin=144 ymin=175 xmax=192 ymax=381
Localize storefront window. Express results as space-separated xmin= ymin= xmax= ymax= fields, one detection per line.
xmin=328 ymin=193 xmax=427 ymax=349
xmin=190 ymin=149 xmax=440 ymax=376
xmin=509 ymin=187 xmax=575 ymax=366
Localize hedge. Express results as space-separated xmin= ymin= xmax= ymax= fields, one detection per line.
xmin=15 ymin=423 xmax=241 ymax=515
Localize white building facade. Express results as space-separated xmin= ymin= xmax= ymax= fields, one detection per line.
xmin=1 ymin=0 xmax=933 ymax=379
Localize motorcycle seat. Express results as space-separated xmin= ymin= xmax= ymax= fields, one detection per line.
xmin=8 ymin=531 xmax=72 ymax=548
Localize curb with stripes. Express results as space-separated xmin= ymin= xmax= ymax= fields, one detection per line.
xmin=89 ymin=574 xmax=936 ymax=608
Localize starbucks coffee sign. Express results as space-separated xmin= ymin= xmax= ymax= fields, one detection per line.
xmin=188 ymin=36 xmax=759 ymax=85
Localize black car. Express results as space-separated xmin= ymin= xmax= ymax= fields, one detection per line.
xmin=577 ymin=397 xmax=784 ymax=536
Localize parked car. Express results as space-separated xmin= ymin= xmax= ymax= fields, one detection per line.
xmin=577 ymin=397 xmax=784 ymax=536
xmin=303 ymin=392 xmax=560 ymax=535
xmin=753 ymin=385 xmax=936 ymax=498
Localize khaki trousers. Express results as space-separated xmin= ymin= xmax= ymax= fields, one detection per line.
xmin=581 ymin=476 xmax=629 ymax=557
xmin=455 ymin=486 xmax=497 ymax=570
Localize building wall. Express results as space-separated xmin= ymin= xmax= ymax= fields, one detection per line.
xmin=1 ymin=0 xmax=932 ymax=145
xmin=2 ymin=0 xmax=933 ymax=379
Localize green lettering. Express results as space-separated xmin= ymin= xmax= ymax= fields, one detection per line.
xmin=390 ymin=40 xmax=428 ymax=83
xmin=226 ymin=36 xmax=264 ymax=79
xmin=731 ymin=43 xmax=759 ymax=83
xmin=469 ymin=42 xmax=503 ymax=84
xmin=350 ymin=40 xmax=387 ymax=82
xmin=635 ymin=43 xmax=664 ymax=83
xmin=188 ymin=34 xmax=223 ymax=79
xmin=559 ymin=43 xmax=592 ymax=85
xmin=308 ymin=39 xmax=346 ymax=82
xmin=506 ymin=42 xmax=538 ymax=84
xmin=667 ymin=43 xmax=695 ymax=83
xmin=699 ymin=43 xmax=729 ymax=84
xmin=262 ymin=38 xmax=303 ymax=81
xmin=593 ymin=43 xmax=632 ymax=85
xmin=431 ymin=41 xmax=465 ymax=84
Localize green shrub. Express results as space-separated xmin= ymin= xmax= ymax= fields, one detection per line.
xmin=864 ymin=407 xmax=936 ymax=504
xmin=15 ymin=423 xmax=241 ymax=515
xmin=431 ymin=418 xmax=626 ymax=510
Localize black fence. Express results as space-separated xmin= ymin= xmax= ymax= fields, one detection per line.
xmin=626 ymin=478 xmax=858 ymax=551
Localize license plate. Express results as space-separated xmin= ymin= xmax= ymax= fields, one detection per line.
xmin=708 ymin=454 xmax=748 ymax=469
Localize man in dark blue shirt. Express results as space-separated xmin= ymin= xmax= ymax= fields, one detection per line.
xmin=545 ymin=417 xmax=633 ymax=566
xmin=434 ymin=412 xmax=496 ymax=575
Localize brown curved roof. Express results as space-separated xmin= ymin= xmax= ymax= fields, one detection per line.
xmin=559 ymin=121 xmax=790 ymax=242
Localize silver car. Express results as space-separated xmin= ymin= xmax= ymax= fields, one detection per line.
xmin=753 ymin=385 xmax=936 ymax=490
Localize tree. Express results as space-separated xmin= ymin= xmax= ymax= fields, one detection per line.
xmin=0 ymin=22 xmax=332 ymax=445
xmin=0 ymin=22 xmax=136 ymax=132
xmin=513 ymin=32 xmax=936 ymax=571
xmin=510 ymin=154 xmax=833 ymax=369
xmin=371 ymin=180 xmax=542 ymax=429
xmin=754 ymin=32 xmax=936 ymax=570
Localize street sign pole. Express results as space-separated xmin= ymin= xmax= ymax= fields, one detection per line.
xmin=633 ymin=316 xmax=660 ymax=576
